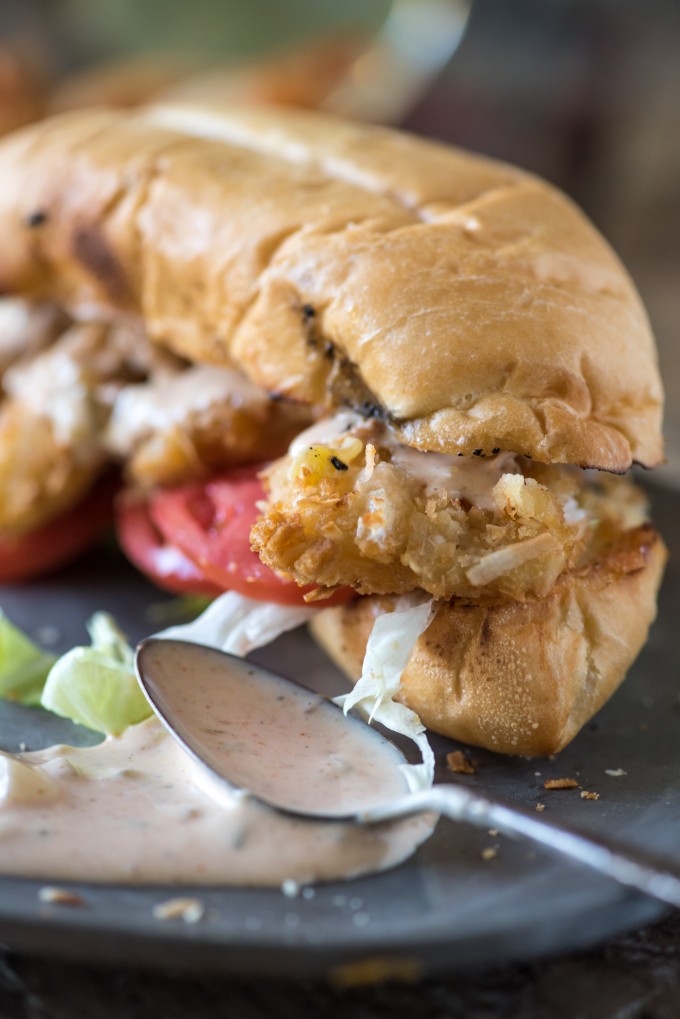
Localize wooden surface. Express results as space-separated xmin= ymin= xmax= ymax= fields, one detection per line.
xmin=2 ymin=910 xmax=680 ymax=1018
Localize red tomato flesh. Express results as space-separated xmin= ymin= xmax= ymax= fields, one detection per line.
xmin=0 ymin=474 xmax=118 ymax=584
xmin=115 ymin=498 xmax=222 ymax=596
xmin=148 ymin=466 xmax=354 ymax=607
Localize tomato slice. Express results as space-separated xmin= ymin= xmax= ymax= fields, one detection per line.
xmin=148 ymin=466 xmax=354 ymax=607
xmin=0 ymin=474 xmax=119 ymax=584
xmin=115 ymin=497 xmax=222 ymax=596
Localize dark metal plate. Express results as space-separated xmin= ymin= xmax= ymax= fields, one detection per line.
xmin=0 ymin=485 xmax=677 ymax=978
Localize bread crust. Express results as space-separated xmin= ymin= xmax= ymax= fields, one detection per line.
xmin=310 ymin=525 xmax=667 ymax=756
xmin=0 ymin=103 xmax=662 ymax=471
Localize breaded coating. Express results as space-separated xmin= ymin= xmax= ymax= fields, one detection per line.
xmin=0 ymin=322 xmax=120 ymax=534
xmin=251 ymin=420 xmax=647 ymax=602
xmin=0 ymin=404 xmax=98 ymax=536
xmin=0 ymin=303 xmax=313 ymax=533
xmin=0 ymin=300 xmax=68 ymax=380
xmin=105 ymin=365 xmax=311 ymax=488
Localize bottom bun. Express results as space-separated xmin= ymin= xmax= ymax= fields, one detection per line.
xmin=310 ymin=525 xmax=666 ymax=756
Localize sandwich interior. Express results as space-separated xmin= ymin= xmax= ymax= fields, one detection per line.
xmin=0 ymin=297 xmax=665 ymax=756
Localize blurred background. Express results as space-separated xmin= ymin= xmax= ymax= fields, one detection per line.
xmin=0 ymin=0 xmax=678 ymax=479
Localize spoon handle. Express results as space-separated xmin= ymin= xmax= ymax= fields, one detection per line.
xmin=361 ymin=785 xmax=680 ymax=909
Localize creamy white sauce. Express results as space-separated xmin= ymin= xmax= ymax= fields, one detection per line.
xmin=0 ymin=299 xmax=60 ymax=375
xmin=140 ymin=640 xmax=411 ymax=817
xmin=0 ymin=635 xmax=435 ymax=886
xmin=106 ymin=364 xmax=270 ymax=456
xmin=288 ymin=411 xmax=521 ymax=512
xmin=388 ymin=446 xmax=519 ymax=510
xmin=0 ymin=720 xmax=433 ymax=885
xmin=3 ymin=328 xmax=100 ymax=455
xmin=288 ymin=411 xmax=365 ymax=456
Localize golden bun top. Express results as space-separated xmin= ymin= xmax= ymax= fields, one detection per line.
xmin=0 ymin=102 xmax=663 ymax=471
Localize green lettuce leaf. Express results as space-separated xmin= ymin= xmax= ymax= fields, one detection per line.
xmin=0 ymin=612 xmax=57 ymax=705
xmin=40 ymin=612 xmax=151 ymax=736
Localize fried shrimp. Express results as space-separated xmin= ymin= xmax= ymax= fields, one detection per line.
xmin=0 ymin=321 xmax=124 ymax=534
xmin=0 ymin=305 xmax=309 ymax=533
xmin=251 ymin=417 xmax=647 ymax=603
xmin=105 ymin=364 xmax=311 ymax=488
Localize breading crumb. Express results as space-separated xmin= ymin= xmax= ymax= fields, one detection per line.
xmin=38 ymin=887 xmax=85 ymax=907
xmin=446 ymin=750 xmax=475 ymax=775
xmin=543 ymin=778 xmax=578 ymax=790
xmin=535 ymin=803 xmax=546 ymax=812
xmin=580 ymin=790 xmax=600 ymax=801
xmin=481 ymin=847 xmax=498 ymax=861
xmin=605 ymin=768 xmax=627 ymax=777
xmin=152 ymin=897 xmax=205 ymax=923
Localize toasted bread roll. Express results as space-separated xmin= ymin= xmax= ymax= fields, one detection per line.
xmin=0 ymin=103 xmax=662 ymax=471
xmin=310 ymin=525 xmax=666 ymax=756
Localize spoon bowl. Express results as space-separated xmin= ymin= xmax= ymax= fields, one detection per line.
xmin=135 ymin=638 xmax=413 ymax=820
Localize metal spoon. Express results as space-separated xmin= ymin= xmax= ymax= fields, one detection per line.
xmin=135 ymin=637 xmax=680 ymax=909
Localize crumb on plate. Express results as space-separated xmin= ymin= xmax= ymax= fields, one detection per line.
xmin=152 ymin=897 xmax=205 ymax=923
xmin=446 ymin=750 xmax=475 ymax=775
xmin=38 ymin=886 xmax=85 ymax=907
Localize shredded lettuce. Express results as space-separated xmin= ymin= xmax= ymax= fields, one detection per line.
xmin=40 ymin=613 xmax=151 ymax=736
xmin=334 ymin=597 xmax=437 ymax=792
xmin=155 ymin=590 xmax=316 ymax=656
xmin=0 ymin=612 xmax=56 ymax=706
